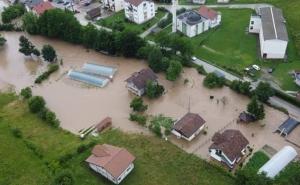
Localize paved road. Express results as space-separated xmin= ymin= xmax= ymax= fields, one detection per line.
xmin=269 ymin=96 xmax=300 ymax=119
xmin=140 ymin=13 xmax=169 ymax=38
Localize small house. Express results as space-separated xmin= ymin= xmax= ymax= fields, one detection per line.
xmin=103 ymin=0 xmax=124 ymax=12
xmin=125 ymin=68 xmax=157 ymax=96
xmin=249 ymin=7 xmax=288 ymax=59
xmin=172 ymin=113 xmax=206 ymax=141
xmin=86 ymin=144 xmax=135 ymax=184
xmin=198 ymin=6 xmax=221 ymax=28
xmin=124 ymin=0 xmax=155 ymax=24
xmin=32 ymin=1 xmax=54 ymax=16
xmin=209 ymin=129 xmax=249 ymax=169
xmin=86 ymin=7 xmax=101 ymax=20
xmin=238 ymin=111 xmax=256 ymax=123
xmin=276 ymin=117 xmax=299 ymax=137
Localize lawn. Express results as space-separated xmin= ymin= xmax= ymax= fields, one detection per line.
xmin=242 ymin=151 xmax=269 ymax=173
xmin=0 ymin=93 xmax=235 ymax=185
xmin=97 ymin=10 xmax=166 ymax=34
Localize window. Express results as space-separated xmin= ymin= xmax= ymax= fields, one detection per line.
xmin=251 ymin=21 xmax=254 ymax=24
xmin=250 ymin=26 xmax=253 ymax=30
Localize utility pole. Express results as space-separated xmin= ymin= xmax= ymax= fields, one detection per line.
xmin=172 ymin=0 xmax=177 ymax=33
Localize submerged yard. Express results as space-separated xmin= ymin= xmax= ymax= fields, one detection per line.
xmin=0 ymin=93 xmax=235 ymax=185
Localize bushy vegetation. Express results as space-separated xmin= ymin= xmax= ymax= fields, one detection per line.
xmin=18 ymin=35 xmax=40 ymax=57
xmin=20 ymin=87 xmax=32 ymax=99
xmin=1 ymin=4 xmax=25 ymax=23
xmin=254 ymin=82 xmax=275 ymax=103
xmin=0 ymin=34 xmax=6 ymax=46
xmin=146 ymin=80 xmax=165 ymax=99
xmin=230 ymin=80 xmax=252 ymax=96
xmin=129 ymin=113 xmax=147 ymax=126
xmin=42 ymin=45 xmax=57 ymax=62
xmin=149 ymin=115 xmax=173 ymax=137
xmin=196 ymin=65 xmax=207 ymax=75
xmin=28 ymin=96 xmax=46 ymax=113
xmin=52 ymin=170 xmax=74 ymax=185
xmin=35 ymin=64 xmax=59 ymax=84
xmin=203 ymin=73 xmax=225 ymax=88
xmin=130 ymin=97 xmax=148 ymax=112
xmin=247 ymin=96 xmax=265 ymax=121
xmin=166 ymin=60 xmax=183 ymax=81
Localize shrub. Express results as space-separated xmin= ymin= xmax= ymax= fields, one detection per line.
xmin=254 ymin=82 xmax=274 ymax=103
xmin=24 ymin=140 xmax=43 ymax=158
xmin=45 ymin=110 xmax=60 ymax=128
xmin=230 ymin=80 xmax=251 ymax=96
xmin=77 ymin=144 xmax=88 ymax=154
xmin=203 ymin=73 xmax=225 ymax=88
xmin=130 ymin=97 xmax=148 ymax=112
xmin=42 ymin=44 xmax=57 ymax=62
xmin=1 ymin=4 xmax=25 ymax=23
xmin=28 ymin=96 xmax=46 ymax=113
xmin=35 ymin=64 xmax=59 ymax=84
xmin=11 ymin=127 xmax=22 ymax=138
xmin=52 ymin=170 xmax=74 ymax=185
xmin=129 ymin=113 xmax=147 ymax=126
xmin=197 ymin=65 xmax=207 ymax=75
xmin=58 ymin=153 xmax=74 ymax=165
xmin=20 ymin=87 xmax=32 ymax=99
xmin=146 ymin=80 xmax=165 ymax=99
xmin=247 ymin=96 xmax=265 ymax=121
xmin=149 ymin=123 xmax=162 ymax=137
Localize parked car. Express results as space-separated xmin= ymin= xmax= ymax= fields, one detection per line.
xmin=252 ymin=65 xmax=261 ymax=71
xmin=57 ymin=0 xmax=64 ymax=3
xmin=192 ymin=56 xmax=197 ymax=61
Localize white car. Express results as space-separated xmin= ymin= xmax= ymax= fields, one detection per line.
xmin=192 ymin=56 xmax=197 ymax=61
xmin=252 ymin=65 xmax=261 ymax=71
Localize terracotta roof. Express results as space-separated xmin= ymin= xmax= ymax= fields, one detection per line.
xmin=86 ymin=144 xmax=135 ymax=178
xmin=124 ymin=0 xmax=145 ymax=7
xmin=32 ymin=1 xmax=54 ymax=15
xmin=173 ymin=113 xmax=206 ymax=138
xmin=125 ymin=68 xmax=157 ymax=90
xmin=209 ymin=129 xmax=249 ymax=162
xmin=198 ymin=6 xmax=218 ymax=20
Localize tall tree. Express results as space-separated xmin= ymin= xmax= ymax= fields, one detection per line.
xmin=42 ymin=44 xmax=57 ymax=62
xmin=19 ymin=35 xmax=40 ymax=57
xmin=254 ymin=82 xmax=274 ymax=102
xmin=247 ymin=96 xmax=265 ymax=121
xmin=117 ymin=30 xmax=145 ymax=57
xmin=22 ymin=12 xmax=40 ymax=34
xmin=166 ymin=60 xmax=182 ymax=81
xmin=81 ymin=23 xmax=98 ymax=49
xmin=148 ymin=47 xmax=163 ymax=73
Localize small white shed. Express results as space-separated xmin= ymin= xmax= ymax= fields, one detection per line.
xmin=258 ymin=146 xmax=297 ymax=178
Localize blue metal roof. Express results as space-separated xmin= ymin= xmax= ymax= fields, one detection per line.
xmin=277 ymin=117 xmax=299 ymax=136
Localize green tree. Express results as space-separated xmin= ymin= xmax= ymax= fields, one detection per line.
xmin=19 ymin=35 xmax=40 ymax=57
xmin=52 ymin=170 xmax=74 ymax=185
xmin=1 ymin=4 xmax=25 ymax=23
xmin=81 ymin=23 xmax=98 ymax=48
xmin=130 ymin=97 xmax=148 ymax=112
xmin=197 ymin=65 xmax=206 ymax=75
xmin=42 ymin=44 xmax=57 ymax=62
xmin=148 ymin=47 xmax=163 ymax=73
xmin=20 ymin=87 xmax=32 ymax=99
xmin=230 ymin=80 xmax=252 ymax=96
xmin=203 ymin=73 xmax=225 ymax=88
xmin=28 ymin=96 xmax=46 ymax=113
xmin=146 ymin=80 xmax=165 ymax=99
xmin=95 ymin=30 xmax=117 ymax=55
xmin=254 ymin=82 xmax=274 ymax=102
xmin=236 ymin=170 xmax=273 ymax=185
xmin=166 ymin=60 xmax=182 ymax=81
xmin=22 ymin=12 xmax=40 ymax=34
xmin=117 ymin=30 xmax=145 ymax=57
xmin=0 ymin=34 xmax=6 ymax=46
xmin=247 ymin=96 xmax=265 ymax=121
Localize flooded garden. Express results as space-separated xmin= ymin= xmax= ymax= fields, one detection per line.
xmin=0 ymin=31 xmax=297 ymax=158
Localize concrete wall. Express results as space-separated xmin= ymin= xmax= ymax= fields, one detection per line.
xmin=125 ymin=1 xmax=155 ymax=24
xmin=262 ymin=39 xmax=288 ymax=59
xmin=248 ymin=15 xmax=261 ymax=33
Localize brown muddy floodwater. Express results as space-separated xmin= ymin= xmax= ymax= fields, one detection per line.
xmin=0 ymin=32 xmax=298 ymax=159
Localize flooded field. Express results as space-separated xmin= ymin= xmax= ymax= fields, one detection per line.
xmin=0 ymin=32 xmax=298 ymax=159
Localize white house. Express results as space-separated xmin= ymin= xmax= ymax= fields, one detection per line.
xmin=249 ymin=7 xmax=288 ymax=59
xmin=217 ymin=0 xmax=230 ymax=3
xmin=176 ymin=6 xmax=221 ymax=38
xmin=124 ymin=0 xmax=155 ymax=24
xmin=209 ymin=129 xmax=249 ymax=169
xmin=103 ymin=0 xmax=124 ymax=12
xmin=192 ymin=0 xmax=205 ymax=4
xmin=172 ymin=112 xmax=206 ymax=141
xmin=258 ymin=146 xmax=297 ymax=178
xmin=86 ymin=144 xmax=135 ymax=184
xmin=125 ymin=68 xmax=158 ymax=96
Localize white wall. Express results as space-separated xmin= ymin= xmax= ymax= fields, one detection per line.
xmin=248 ymin=16 xmax=261 ymax=33
xmin=124 ymin=1 xmax=155 ymax=24
xmin=103 ymin=0 xmax=124 ymax=12
xmin=262 ymin=39 xmax=288 ymax=59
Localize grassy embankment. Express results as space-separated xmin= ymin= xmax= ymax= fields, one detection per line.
xmin=0 ymin=93 xmax=235 ymax=185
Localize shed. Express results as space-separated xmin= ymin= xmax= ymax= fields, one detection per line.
xmin=95 ymin=117 xmax=112 ymax=133
xmin=238 ymin=112 xmax=256 ymax=123
xmin=276 ymin=117 xmax=299 ymax=136
xmin=258 ymin=146 xmax=297 ymax=178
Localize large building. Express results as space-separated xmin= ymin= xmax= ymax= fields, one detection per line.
xmin=172 ymin=113 xmax=206 ymax=141
xmin=124 ymin=0 xmax=155 ymax=24
xmin=176 ymin=6 xmax=221 ymax=38
xmin=125 ymin=68 xmax=158 ymax=96
xmin=86 ymin=144 xmax=135 ymax=184
xmin=249 ymin=7 xmax=288 ymax=59
xmin=103 ymin=0 xmax=124 ymax=12
xmin=209 ymin=129 xmax=249 ymax=169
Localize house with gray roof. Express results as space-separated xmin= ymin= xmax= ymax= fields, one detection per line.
xmin=249 ymin=7 xmax=288 ymax=59
xmin=176 ymin=6 xmax=221 ymax=38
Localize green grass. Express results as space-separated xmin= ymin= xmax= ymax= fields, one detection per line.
xmin=243 ymin=151 xmax=269 ymax=173
xmin=97 ymin=10 xmax=166 ymax=34
xmin=0 ymin=93 xmax=235 ymax=185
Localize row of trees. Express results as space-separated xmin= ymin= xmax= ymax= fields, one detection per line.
xmin=1 ymin=4 xmax=25 ymax=23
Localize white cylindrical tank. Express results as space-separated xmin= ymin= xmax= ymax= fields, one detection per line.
xmin=258 ymin=146 xmax=297 ymax=178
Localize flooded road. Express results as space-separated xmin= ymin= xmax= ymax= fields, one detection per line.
xmin=0 ymin=31 xmax=298 ymax=158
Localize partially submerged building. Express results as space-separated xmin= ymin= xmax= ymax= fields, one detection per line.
xmin=124 ymin=0 xmax=155 ymax=24
xmin=249 ymin=7 xmax=288 ymax=59
xmin=209 ymin=129 xmax=249 ymax=168
xmin=258 ymin=146 xmax=297 ymax=178
xmin=86 ymin=144 xmax=135 ymax=184
xmin=276 ymin=117 xmax=299 ymax=137
xmin=176 ymin=6 xmax=221 ymax=38
xmin=238 ymin=111 xmax=256 ymax=123
xmin=172 ymin=112 xmax=206 ymax=141
xmin=125 ymin=68 xmax=157 ymax=96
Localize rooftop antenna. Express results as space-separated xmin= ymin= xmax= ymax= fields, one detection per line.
xmin=172 ymin=0 xmax=177 ymax=33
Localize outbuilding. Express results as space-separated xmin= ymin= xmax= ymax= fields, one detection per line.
xmin=276 ymin=117 xmax=299 ymax=136
xmin=258 ymin=146 xmax=297 ymax=178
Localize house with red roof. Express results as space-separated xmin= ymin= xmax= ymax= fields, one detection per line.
xmin=32 ymin=1 xmax=54 ymax=16
xmin=86 ymin=144 xmax=135 ymax=184
xmin=124 ymin=0 xmax=155 ymax=24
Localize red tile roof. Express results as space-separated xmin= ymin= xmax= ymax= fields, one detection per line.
xmin=86 ymin=144 xmax=135 ymax=179
xmin=198 ymin=6 xmax=218 ymax=20
xmin=32 ymin=1 xmax=54 ymax=15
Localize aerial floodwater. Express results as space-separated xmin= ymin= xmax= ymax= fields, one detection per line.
xmin=0 ymin=32 xmax=297 ymax=158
